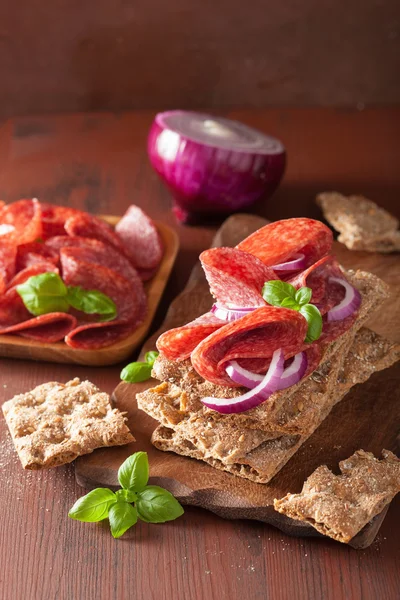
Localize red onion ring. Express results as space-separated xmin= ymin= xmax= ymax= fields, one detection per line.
xmin=211 ymin=303 xmax=256 ymax=322
xmin=201 ymin=348 xmax=285 ymax=414
xmin=272 ymin=253 xmax=306 ymax=273
xmin=326 ymin=277 xmax=362 ymax=322
xmin=226 ymin=351 xmax=308 ymax=391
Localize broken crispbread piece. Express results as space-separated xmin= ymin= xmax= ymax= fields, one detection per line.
xmin=274 ymin=450 xmax=400 ymax=544
xmin=2 ymin=377 xmax=134 ymax=469
xmin=317 ymin=192 xmax=400 ymax=253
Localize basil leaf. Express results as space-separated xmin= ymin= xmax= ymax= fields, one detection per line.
xmin=280 ymin=297 xmax=300 ymax=310
xmin=299 ymin=304 xmax=323 ymax=343
xmin=262 ymin=281 xmax=297 ymax=306
xmin=145 ymin=351 xmax=159 ymax=366
xmin=109 ymin=502 xmax=138 ymax=538
xmin=120 ymin=362 xmax=152 ymax=383
xmin=136 ymin=486 xmax=184 ymax=523
xmin=68 ymin=488 xmax=117 ymax=522
xmin=295 ymin=287 xmax=312 ymax=306
xmin=118 ymin=451 xmax=149 ymax=492
xmin=67 ymin=286 xmax=117 ymax=321
xmin=16 ymin=272 xmax=70 ymax=316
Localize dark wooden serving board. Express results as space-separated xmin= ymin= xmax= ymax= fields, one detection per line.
xmin=76 ymin=214 xmax=400 ymax=548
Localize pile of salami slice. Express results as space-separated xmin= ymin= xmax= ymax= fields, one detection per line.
xmin=0 ymin=199 xmax=163 ymax=348
xmin=157 ymin=218 xmax=361 ymax=398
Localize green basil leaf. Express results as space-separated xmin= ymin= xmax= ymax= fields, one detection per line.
xmin=295 ymin=287 xmax=312 ymax=306
xmin=262 ymin=281 xmax=297 ymax=306
xmin=109 ymin=502 xmax=138 ymax=538
xmin=67 ymin=286 xmax=117 ymax=321
xmin=68 ymin=488 xmax=117 ymax=522
xmin=299 ymin=304 xmax=323 ymax=343
xmin=120 ymin=362 xmax=152 ymax=383
xmin=145 ymin=351 xmax=159 ymax=366
xmin=118 ymin=452 xmax=149 ymax=492
xmin=136 ymin=485 xmax=184 ymax=523
xmin=280 ymin=297 xmax=300 ymax=310
xmin=16 ymin=273 xmax=70 ymax=316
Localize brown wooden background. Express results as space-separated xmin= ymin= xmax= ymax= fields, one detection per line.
xmin=1 ymin=0 xmax=400 ymax=118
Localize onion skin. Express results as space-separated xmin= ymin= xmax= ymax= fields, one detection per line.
xmin=147 ymin=113 xmax=286 ymax=224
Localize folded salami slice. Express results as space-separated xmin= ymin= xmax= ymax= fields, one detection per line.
xmin=237 ymin=218 xmax=332 ymax=270
xmin=191 ymin=306 xmax=308 ymax=386
xmin=0 ymin=199 xmax=42 ymax=245
xmin=47 ymin=236 xmax=143 ymax=285
xmin=61 ymin=249 xmax=147 ymax=349
xmin=16 ymin=242 xmax=59 ymax=271
xmin=64 ymin=213 xmax=129 ymax=259
xmin=288 ymin=255 xmax=346 ymax=313
xmin=200 ymin=248 xmax=276 ymax=307
xmin=115 ymin=205 xmax=163 ymax=271
xmin=0 ymin=289 xmax=77 ymax=342
xmin=157 ymin=313 xmax=225 ymax=361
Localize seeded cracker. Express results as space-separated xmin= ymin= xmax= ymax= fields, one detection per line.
xmin=2 ymin=378 xmax=134 ymax=469
xmin=274 ymin=450 xmax=400 ymax=543
xmin=317 ymin=192 xmax=400 ymax=253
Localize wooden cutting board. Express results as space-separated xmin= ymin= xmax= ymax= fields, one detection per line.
xmin=75 ymin=214 xmax=400 ymax=548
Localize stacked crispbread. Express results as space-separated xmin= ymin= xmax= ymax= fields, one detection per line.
xmin=137 ymin=270 xmax=399 ymax=484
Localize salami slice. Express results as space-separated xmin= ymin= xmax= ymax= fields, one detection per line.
xmin=191 ymin=306 xmax=307 ymax=386
xmin=288 ymin=255 xmax=347 ymax=314
xmin=61 ymin=249 xmax=147 ymax=349
xmin=0 ymin=289 xmax=77 ymax=342
xmin=0 ymin=241 xmax=17 ymax=293
xmin=16 ymin=242 xmax=59 ymax=271
xmin=6 ymin=262 xmax=59 ymax=290
xmin=47 ymin=236 xmax=142 ymax=285
xmin=0 ymin=199 xmax=42 ymax=245
xmin=40 ymin=203 xmax=84 ymax=238
xmin=200 ymin=247 xmax=277 ymax=307
xmin=156 ymin=313 xmax=225 ymax=361
xmin=115 ymin=205 xmax=163 ymax=270
xmin=64 ymin=213 xmax=129 ymax=257
xmin=237 ymin=218 xmax=333 ymax=270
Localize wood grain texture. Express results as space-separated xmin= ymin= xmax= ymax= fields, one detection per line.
xmin=0 ymin=109 xmax=399 ymax=600
xmin=0 ymin=0 xmax=400 ymax=118
xmin=0 ymin=218 xmax=179 ymax=365
xmin=75 ymin=215 xmax=400 ymax=549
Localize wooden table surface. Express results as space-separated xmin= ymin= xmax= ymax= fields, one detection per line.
xmin=0 ymin=108 xmax=399 ymax=600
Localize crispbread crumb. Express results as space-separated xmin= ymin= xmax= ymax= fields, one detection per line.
xmin=2 ymin=378 xmax=134 ymax=469
xmin=274 ymin=450 xmax=400 ymax=543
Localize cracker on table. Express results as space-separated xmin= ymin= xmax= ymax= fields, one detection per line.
xmin=2 ymin=378 xmax=134 ymax=469
xmin=274 ymin=450 xmax=400 ymax=543
xmin=317 ymin=192 xmax=400 ymax=253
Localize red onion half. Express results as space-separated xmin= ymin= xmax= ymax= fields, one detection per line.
xmin=326 ymin=277 xmax=362 ymax=322
xmin=225 ymin=351 xmax=307 ymax=391
xmin=211 ymin=303 xmax=256 ymax=322
xmin=148 ymin=111 xmax=286 ymax=224
xmin=201 ymin=349 xmax=285 ymax=414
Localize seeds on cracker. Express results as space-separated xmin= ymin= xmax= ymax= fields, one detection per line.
xmin=2 ymin=378 xmax=134 ymax=470
xmin=317 ymin=192 xmax=400 ymax=253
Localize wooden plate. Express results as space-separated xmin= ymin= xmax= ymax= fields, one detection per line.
xmin=0 ymin=216 xmax=179 ymax=366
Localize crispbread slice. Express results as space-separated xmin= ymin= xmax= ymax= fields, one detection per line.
xmin=273 ymin=450 xmax=400 ymax=543
xmin=317 ymin=192 xmax=400 ymax=253
xmin=139 ymin=269 xmax=389 ymax=433
xmin=149 ymin=329 xmax=399 ymax=483
xmin=2 ymin=378 xmax=134 ymax=469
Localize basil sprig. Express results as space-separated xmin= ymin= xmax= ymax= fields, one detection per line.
xmin=262 ymin=281 xmax=322 ymax=343
xmin=68 ymin=452 xmax=184 ymax=538
xmin=120 ymin=351 xmax=159 ymax=383
xmin=16 ymin=273 xmax=117 ymax=321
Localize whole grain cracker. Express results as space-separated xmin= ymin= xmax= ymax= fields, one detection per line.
xmin=2 ymin=378 xmax=134 ymax=469
xmin=274 ymin=449 xmax=400 ymax=543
